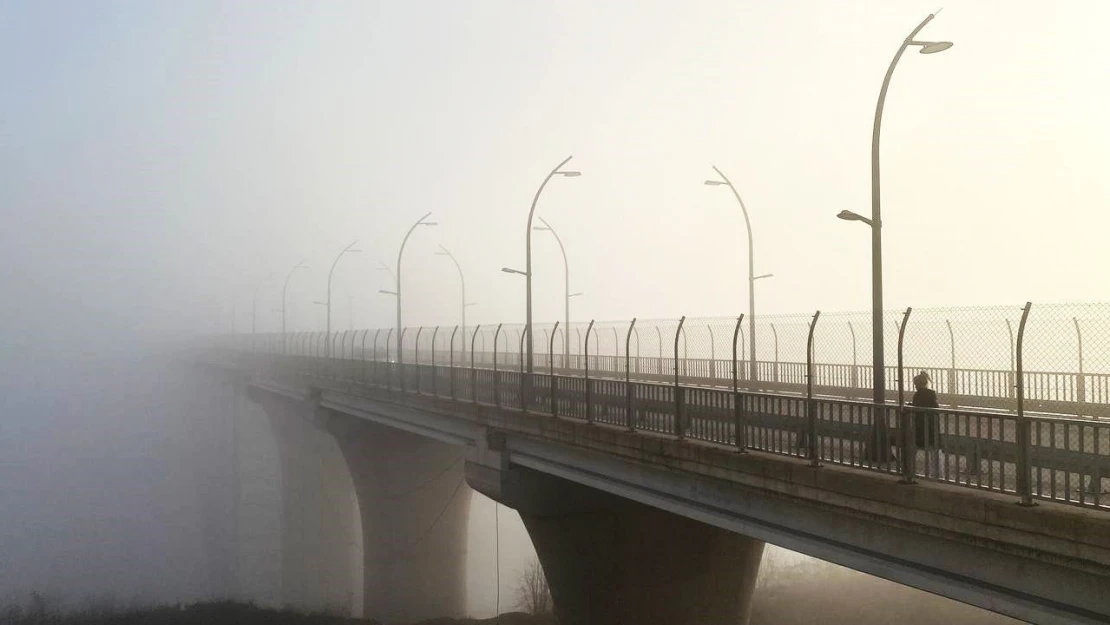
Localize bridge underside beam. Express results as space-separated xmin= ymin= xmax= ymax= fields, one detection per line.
xmin=470 ymin=463 xmax=764 ymax=625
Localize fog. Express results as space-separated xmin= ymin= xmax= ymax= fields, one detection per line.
xmin=2 ymin=0 xmax=1107 ymax=622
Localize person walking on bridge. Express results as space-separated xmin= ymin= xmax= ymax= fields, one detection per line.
xmin=912 ymin=371 xmax=942 ymax=474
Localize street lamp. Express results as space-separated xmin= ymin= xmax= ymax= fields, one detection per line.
xmin=523 ymin=156 xmax=580 ymax=374
xmin=533 ymin=216 xmax=580 ymax=366
xmin=435 ymin=245 xmax=468 ymax=339
xmin=279 ymin=259 xmax=310 ymax=352
xmin=323 ymin=240 xmax=361 ymax=356
xmin=839 ymin=12 xmax=951 ymax=407
xmin=394 ymin=212 xmax=437 ymax=379
xmin=705 ymin=165 xmax=770 ymax=383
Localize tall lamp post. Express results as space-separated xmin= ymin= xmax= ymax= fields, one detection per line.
xmin=704 ymin=166 xmax=772 ymax=383
xmin=435 ymin=245 xmax=474 ymax=339
xmin=522 ymin=156 xmax=580 ymax=374
xmin=533 ymin=216 xmax=583 ymax=366
xmin=388 ymin=212 xmax=437 ymax=374
xmin=317 ymin=240 xmax=361 ymax=357
xmin=279 ymin=259 xmax=309 ymax=353
xmin=837 ymin=13 xmax=952 ymax=406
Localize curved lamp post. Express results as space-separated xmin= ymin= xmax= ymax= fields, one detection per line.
xmin=318 ymin=241 xmax=361 ymax=357
xmin=534 ymin=216 xmax=582 ymax=368
xmin=279 ymin=258 xmax=309 ymax=353
xmin=389 ymin=212 xmax=437 ymax=377
xmin=523 ymin=156 xmax=581 ymax=374
xmin=435 ymin=245 xmax=474 ymax=342
xmin=837 ymin=12 xmax=951 ymax=405
xmin=705 ymin=167 xmax=773 ymax=383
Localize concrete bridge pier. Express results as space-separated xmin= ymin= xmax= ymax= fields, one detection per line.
xmin=321 ymin=408 xmax=471 ymax=624
xmin=247 ymin=388 xmax=360 ymax=615
xmin=467 ymin=437 xmax=765 ymax=625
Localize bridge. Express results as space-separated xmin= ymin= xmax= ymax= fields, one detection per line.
xmin=198 ymin=305 xmax=1110 ymax=625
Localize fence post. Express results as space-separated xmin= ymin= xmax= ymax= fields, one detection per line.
xmin=398 ymin=328 xmax=408 ymax=391
xmin=897 ymin=308 xmax=915 ymax=483
xmin=708 ymin=324 xmax=716 ymax=381
xmin=847 ymin=321 xmax=857 ymax=393
xmin=1006 ymin=320 xmax=1016 ymax=399
xmin=585 ymin=320 xmax=595 ymax=424
xmin=1074 ymin=317 xmax=1086 ymax=406
xmin=739 ymin=327 xmax=746 ymax=381
xmin=625 ymin=318 xmax=637 ymax=432
xmin=493 ymin=324 xmax=503 ymax=407
xmin=674 ymin=316 xmax=686 ymax=440
xmin=550 ymin=321 xmax=559 ymax=417
xmin=655 ymin=326 xmax=663 ymax=374
xmin=520 ymin=325 xmax=529 ymax=412
xmin=732 ymin=315 xmax=746 ymax=452
xmin=414 ymin=327 xmax=424 ymax=393
xmin=806 ymin=311 xmax=821 ymax=467
xmin=360 ymin=329 xmax=370 ymax=384
xmin=470 ymin=325 xmax=481 ymax=403
xmin=431 ymin=326 xmax=440 ymax=396
xmin=946 ymin=319 xmax=957 ymax=400
xmin=1015 ymin=302 xmax=1035 ymax=506
xmin=449 ymin=325 xmax=458 ymax=399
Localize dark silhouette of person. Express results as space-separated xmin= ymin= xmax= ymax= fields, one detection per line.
xmin=911 ymin=370 xmax=941 ymax=453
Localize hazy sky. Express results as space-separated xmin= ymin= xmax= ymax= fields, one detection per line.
xmin=3 ymin=0 xmax=1110 ymax=349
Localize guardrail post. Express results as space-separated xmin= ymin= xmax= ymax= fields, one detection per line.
xmin=897 ymin=308 xmax=915 ymax=483
xmin=806 ymin=311 xmax=821 ymax=467
xmin=626 ymin=318 xmax=637 ymax=432
xmin=470 ymin=325 xmax=480 ymax=403
xmin=1015 ymin=302 xmax=1035 ymax=506
xmin=674 ymin=316 xmax=686 ymax=440
xmin=550 ymin=321 xmax=559 ymax=416
xmin=732 ymin=315 xmax=746 ymax=452
xmin=493 ymin=324 xmax=503 ymax=408
xmin=449 ymin=325 xmax=458 ymax=399
xmin=585 ymin=320 xmax=595 ymax=424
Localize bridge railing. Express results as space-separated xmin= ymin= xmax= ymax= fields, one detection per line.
xmin=213 ymin=342 xmax=1110 ymax=512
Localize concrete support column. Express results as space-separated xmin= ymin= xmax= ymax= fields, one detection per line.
xmin=323 ymin=410 xmax=471 ymax=623
xmin=469 ymin=460 xmax=764 ymax=625
xmin=248 ymin=388 xmax=360 ymax=614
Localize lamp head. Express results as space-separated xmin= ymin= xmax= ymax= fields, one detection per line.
xmin=704 ymin=180 xmax=727 ymax=186
xmin=837 ymin=210 xmax=874 ymax=227
xmin=420 ymin=221 xmax=438 ymax=227
xmin=919 ymin=41 xmax=953 ymax=54
xmin=378 ymin=289 xmax=398 ymax=296
xmin=558 ymin=171 xmax=582 ymax=177
xmin=533 ymin=226 xmax=551 ymax=231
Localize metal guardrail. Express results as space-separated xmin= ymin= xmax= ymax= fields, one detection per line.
xmin=209 ymin=346 xmax=1110 ymax=512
